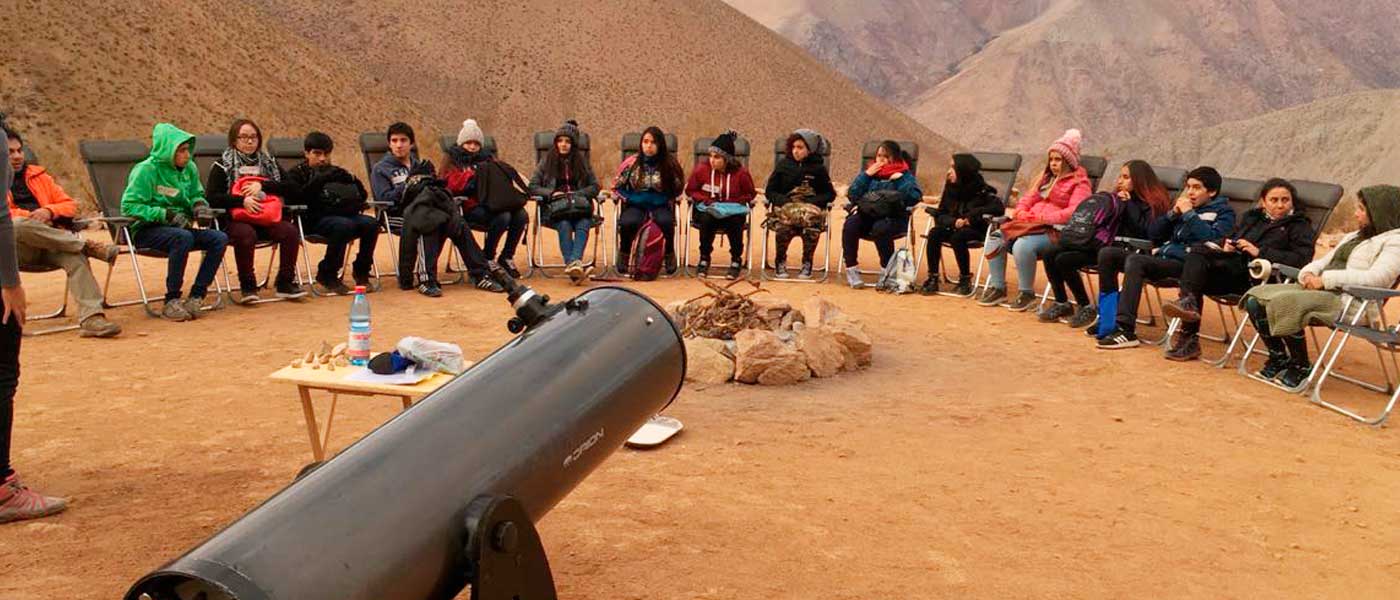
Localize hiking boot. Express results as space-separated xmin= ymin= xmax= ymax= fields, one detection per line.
xmin=1278 ymin=365 xmax=1311 ymax=389
xmin=82 ymin=238 xmax=119 ymax=264
xmin=845 ymin=266 xmax=863 ymax=289
xmin=1257 ymin=354 xmax=1290 ymax=380
xmin=953 ymin=276 xmax=973 ymax=296
xmin=798 ymin=262 xmax=813 ymax=279
xmin=161 ymin=299 xmax=193 ymax=322
xmin=78 ymin=314 xmax=121 ymax=338
xmin=919 ymin=277 xmax=939 ymax=296
xmin=1067 ymin=304 xmax=1098 ymax=329
xmin=276 ymin=280 xmax=308 ymax=299
xmin=319 ymin=278 xmax=353 ymax=296
xmin=1163 ymin=293 xmax=1202 ymax=323
xmin=417 ymin=281 xmax=443 ymax=297
xmin=1165 ymin=333 xmax=1202 ymax=361
xmin=1005 ymin=291 xmax=1038 ymax=312
xmin=726 ymin=263 xmax=742 ymax=280
xmin=0 ymin=473 xmax=68 ymax=524
xmin=1037 ymin=301 xmax=1073 ymax=323
xmin=1096 ymin=328 xmax=1140 ymax=349
xmin=696 ymin=259 xmax=711 ymax=277
xmin=238 ymin=285 xmax=261 ymax=304
xmin=182 ymin=296 xmax=204 ymax=319
xmin=976 ymin=287 xmax=1007 ymax=307
xmin=774 ymin=261 xmax=789 ymax=278
xmin=499 ymin=258 xmax=521 ymax=279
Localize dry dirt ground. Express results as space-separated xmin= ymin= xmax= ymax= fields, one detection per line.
xmin=1 ymin=226 xmax=1399 ymax=599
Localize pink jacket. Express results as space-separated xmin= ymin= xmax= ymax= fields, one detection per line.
xmin=1015 ymin=167 xmax=1091 ymax=225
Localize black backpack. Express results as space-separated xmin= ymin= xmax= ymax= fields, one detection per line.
xmin=474 ymin=160 xmax=529 ymax=212
xmin=1059 ymin=192 xmax=1120 ymax=250
xmin=856 ymin=189 xmax=907 ymax=219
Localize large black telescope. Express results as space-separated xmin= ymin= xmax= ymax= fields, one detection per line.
xmin=125 ymin=272 xmax=686 ymax=600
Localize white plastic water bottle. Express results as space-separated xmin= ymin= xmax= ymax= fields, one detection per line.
xmin=348 ymin=286 xmax=371 ymax=366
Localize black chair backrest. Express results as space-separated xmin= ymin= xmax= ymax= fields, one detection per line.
xmin=1288 ymin=180 xmax=1345 ymax=238
xmin=860 ymin=140 xmax=919 ymax=176
xmin=357 ymin=132 xmax=389 ymax=178
xmin=969 ymin=151 xmax=1022 ymax=205
xmin=79 ymin=139 xmax=150 ymax=236
xmin=532 ymin=131 xmax=591 ymax=165
xmin=1080 ymin=155 xmax=1108 ymax=191
xmin=692 ymin=136 xmax=751 ymax=168
xmin=191 ymin=133 xmax=227 ymax=181
xmin=1151 ymin=165 xmax=1189 ymax=200
xmin=1217 ymin=177 xmax=1264 ymax=224
xmin=620 ymin=131 xmax=679 ymax=161
xmin=266 ymin=137 xmax=306 ymax=173
xmin=438 ymin=134 xmax=498 ymax=159
xmin=20 ymin=145 xmax=37 ymax=165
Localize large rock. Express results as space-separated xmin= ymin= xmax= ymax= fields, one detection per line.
xmin=826 ymin=318 xmax=873 ymax=369
xmin=734 ymin=329 xmax=810 ymax=386
xmin=684 ymin=338 xmax=734 ymax=385
xmin=803 ymin=296 xmax=845 ymax=326
xmin=752 ymin=297 xmax=793 ymax=330
xmin=796 ymin=326 xmax=846 ymax=378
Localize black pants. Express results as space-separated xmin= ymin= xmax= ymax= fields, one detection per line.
xmin=925 ymin=224 xmax=985 ymax=278
xmin=1043 ymin=244 xmax=1097 ymax=305
xmin=0 ymin=294 xmax=20 ymax=478
xmin=311 ymin=214 xmax=379 ymax=283
xmin=465 ymin=206 xmax=528 ymax=261
xmin=1116 ymin=253 xmax=1184 ymax=332
xmin=1096 ymin=246 xmax=1134 ymax=294
xmin=693 ymin=211 xmax=745 ymax=262
xmin=618 ymin=205 xmax=676 ymax=258
xmin=1177 ymin=253 xmax=1252 ymax=334
xmin=842 ymin=212 xmax=906 ymax=268
xmin=398 ymin=216 xmax=490 ymax=284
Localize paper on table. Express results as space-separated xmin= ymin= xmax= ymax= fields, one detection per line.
xmin=344 ymin=365 xmax=437 ymax=385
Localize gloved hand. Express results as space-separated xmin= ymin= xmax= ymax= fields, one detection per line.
xmin=191 ymin=200 xmax=214 ymax=220
xmin=166 ymin=209 xmax=192 ymax=229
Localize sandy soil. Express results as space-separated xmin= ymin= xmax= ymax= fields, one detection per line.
xmin=2 ymin=228 xmax=1399 ymax=599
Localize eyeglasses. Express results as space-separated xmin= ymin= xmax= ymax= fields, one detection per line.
xmin=236 ymin=134 xmax=260 ymax=142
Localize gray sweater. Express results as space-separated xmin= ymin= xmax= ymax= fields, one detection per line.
xmin=0 ymin=123 xmax=18 ymax=288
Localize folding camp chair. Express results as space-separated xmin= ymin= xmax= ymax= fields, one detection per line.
xmin=601 ymin=131 xmax=682 ymax=279
xmin=757 ymin=136 xmax=834 ymax=283
xmin=358 ymin=132 xmax=465 ymax=286
xmin=1080 ymin=155 xmax=1108 ymax=192
xmin=437 ymin=134 xmax=531 ymax=279
xmin=681 ymin=135 xmax=754 ymax=279
xmin=79 ymin=139 xmax=227 ymax=318
xmin=1310 ymin=284 xmax=1400 ymax=425
xmin=194 ymin=135 xmax=296 ymax=305
xmin=840 ymin=140 xmax=920 ymax=287
xmin=525 ymin=130 xmax=605 ymax=278
xmin=912 ymin=150 xmax=1017 ymax=298
xmin=11 ymin=146 xmax=81 ymax=335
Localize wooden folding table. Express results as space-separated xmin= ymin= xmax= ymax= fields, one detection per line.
xmin=268 ymin=365 xmax=452 ymax=461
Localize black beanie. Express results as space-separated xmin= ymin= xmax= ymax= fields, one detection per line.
xmin=555 ymin=119 xmax=580 ymax=145
xmin=709 ymin=130 xmax=738 ymax=160
xmin=1187 ymin=166 xmax=1222 ymax=195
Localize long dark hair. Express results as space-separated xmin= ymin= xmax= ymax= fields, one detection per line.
xmin=877 ymin=140 xmax=909 ymax=164
xmin=226 ymin=118 xmax=264 ymax=153
xmin=641 ymin=126 xmax=684 ymax=195
xmin=541 ymin=133 xmax=591 ymax=183
xmin=1124 ymin=159 xmax=1170 ymax=217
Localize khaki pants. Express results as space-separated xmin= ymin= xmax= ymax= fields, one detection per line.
xmin=14 ymin=218 xmax=104 ymax=322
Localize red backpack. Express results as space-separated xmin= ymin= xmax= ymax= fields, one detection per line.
xmin=630 ymin=215 xmax=666 ymax=281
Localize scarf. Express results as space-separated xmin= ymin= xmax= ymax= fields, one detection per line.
xmin=217 ymin=148 xmax=281 ymax=191
xmin=874 ymin=159 xmax=909 ymax=180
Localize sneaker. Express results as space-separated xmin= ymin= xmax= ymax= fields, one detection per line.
xmin=1096 ymin=328 xmax=1140 ymax=349
xmin=581 ymin=265 xmax=595 ymax=283
xmin=238 ymin=286 xmax=261 ymax=304
xmin=565 ymin=261 xmax=584 ymax=285
xmin=953 ymin=277 xmax=973 ymax=296
xmin=798 ymin=262 xmax=813 ymax=279
xmin=1037 ymin=301 xmax=1073 ymax=323
xmin=1278 ymin=365 xmax=1311 ymax=389
xmin=417 ymin=281 xmax=443 ymax=298
xmin=696 ymin=259 xmax=711 ymax=277
xmin=276 ymin=281 xmax=309 ymax=299
xmin=1067 ymin=305 xmax=1098 ymax=329
xmin=726 ymin=263 xmax=742 ymax=280
xmin=0 ymin=473 xmax=68 ymax=524
xmin=473 ymin=277 xmax=506 ymax=293
xmin=182 ymin=296 xmax=204 ymax=319
xmin=78 ymin=315 xmax=121 ymax=338
xmin=161 ymin=299 xmax=193 ymax=322
xmin=1162 ymin=294 xmax=1202 ymax=323
xmin=499 ymin=258 xmax=522 ymax=279
xmin=976 ymin=287 xmax=1007 ymax=307
xmin=319 ymin=279 xmax=353 ymax=296
xmin=1164 ymin=333 xmax=1201 ymax=361
xmin=82 ymin=239 xmax=119 ymax=264
xmin=919 ymin=277 xmax=939 ymax=296
xmin=774 ymin=261 xmax=789 ymax=278
xmin=845 ymin=266 xmax=863 ymax=289
xmin=1257 ymin=355 xmax=1291 ymax=380
xmin=353 ymin=273 xmax=373 ymax=289
xmin=1005 ymin=291 xmax=1038 ymax=312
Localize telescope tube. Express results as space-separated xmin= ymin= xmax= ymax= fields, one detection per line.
xmin=125 ymin=285 xmax=686 ymax=600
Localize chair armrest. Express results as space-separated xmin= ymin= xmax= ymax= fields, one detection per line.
xmin=1114 ymin=236 xmax=1153 ymax=252
xmin=368 ymin=200 xmax=394 ymax=208
xmin=284 ymin=204 xmax=309 ymax=212
xmin=74 ymin=215 xmax=134 ymax=227
xmin=1341 ymin=285 xmax=1400 ymax=301
xmin=208 ymin=208 xmax=227 ymax=216
xmin=1273 ymin=265 xmax=1301 ymax=281
xmin=987 ymin=215 xmax=1008 ymax=225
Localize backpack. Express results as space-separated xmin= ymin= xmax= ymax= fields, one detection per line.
xmin=630 ymin=215 xmax=666 ymax=281
xmin=1059 ymin=192 xmax=1121 ymax=250
xmin=875 ymin=247 xmax=917 ymax=294
xmin=474 ymin=160 xmax=529 ymax=212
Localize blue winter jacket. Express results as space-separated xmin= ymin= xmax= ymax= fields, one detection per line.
xmin=848 ymin=171 xmax=922 ymax=219
xmin=1148 ymin=195 xmax=1236 ymax=261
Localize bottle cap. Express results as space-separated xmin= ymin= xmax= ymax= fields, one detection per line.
xmin=354 ymin=285 xmax=367 ymax=294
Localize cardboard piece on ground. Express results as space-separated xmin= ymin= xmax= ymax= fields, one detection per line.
xmin=626 ymin=415 xmax=684 ymax=448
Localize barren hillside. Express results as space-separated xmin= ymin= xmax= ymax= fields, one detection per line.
xmin=0 ymin=0 xmax=955 ymax=210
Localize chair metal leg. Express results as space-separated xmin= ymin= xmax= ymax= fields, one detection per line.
xmin=1309 ymin=326 xmax=1400 ymax=425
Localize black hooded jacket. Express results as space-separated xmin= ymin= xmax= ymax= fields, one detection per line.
xmin=765 ymin=154 xmax=836 ymax=210
xmin=1226 ymin=207 xmax=1315 ymax=267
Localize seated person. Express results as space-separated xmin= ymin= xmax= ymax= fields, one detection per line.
xmin=121 ymin=123 xmax=229 ymax=321
xmin=764 ymin=128 xmax=835 ymax=279
xmin=685 ymin=130 xmax=755 ymax=279
xmin=842 ymin=140 xmax=923 ymax=288
xmin=1097 ymin=166 xmax=1236 ymax=349
xmin=1039 ymin=160 xmax=1168 ymax=327
xmin=614 ymin=126 xmax=684 ymax=275
xmin=6 ymin=130 xmax=120 ymax=337
xmin=370 ymin=122 xmax=497 ymax=295
xmin=284 ymin=131 xmax=378 ymax=295
xmin=1158 ymin=178 xmax=1315 ymax=361
xmin=205 ymin=118 xmax=304 ymax=302
xmin=442 ymin=119 xmax=528 ymax=278
xmin=921 ymin=153 xmax=1003 ymax=295
xmin=1242 ymin=185 xmax=1400 ymax=388
xmin=528 ymin=120 xmax=600 ymax=283
xmin=977 ymin=129 xmax=1090 ymax=309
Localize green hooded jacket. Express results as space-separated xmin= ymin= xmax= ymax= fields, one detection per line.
xmin=120 ymin=123 xmax=204 ymax=230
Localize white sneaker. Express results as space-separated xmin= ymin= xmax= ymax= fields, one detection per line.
xmin=845 ymin=266 xmax=863 ymax=289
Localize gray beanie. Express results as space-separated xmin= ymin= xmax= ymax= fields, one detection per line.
xmin=456 ymin=119 xmax=484 ymax=146
xmin=794 ymin=128 xmax=824 ymax=155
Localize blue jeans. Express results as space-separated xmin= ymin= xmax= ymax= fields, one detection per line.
xmin=987 ymin=232 xmax=1054 ymax=293
xmin=553 ymin=217 xmax=592 ymax=263
xmin=132 ymin=226 xmax=229 ymax=301
xmin=466 ymin=206 xmax=528 ymax=261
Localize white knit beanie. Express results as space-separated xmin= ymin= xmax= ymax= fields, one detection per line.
xmin=456 ymin=119 xmax=484 ymax=146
